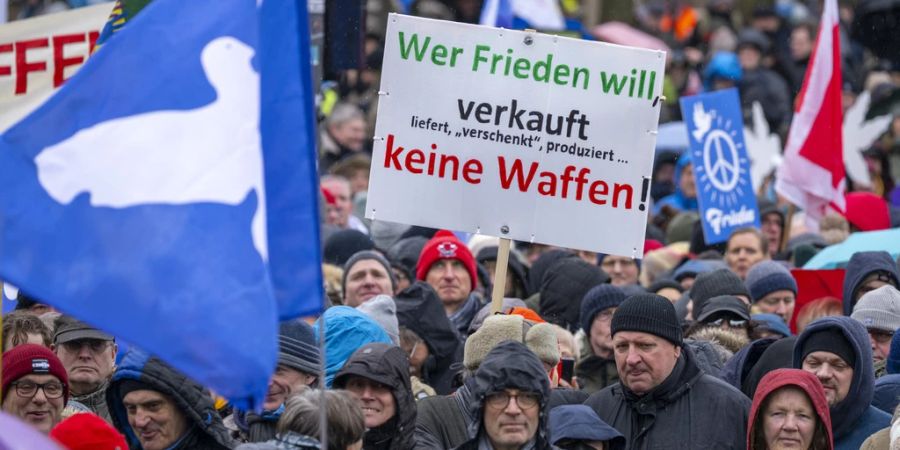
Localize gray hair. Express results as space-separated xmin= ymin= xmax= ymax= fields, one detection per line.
xmin=276 ymin=389 xmax=365 ymax=450
xmin=325 ymin=103 xmax=364 ymax=128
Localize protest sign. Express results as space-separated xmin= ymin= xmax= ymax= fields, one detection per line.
xmin=0 ymin=3 xmax=112 ymax=132
xmin=367 ymin=14 xmax=665 ymax=257
xmin=680 ymin=88 xmax=759 ymax=245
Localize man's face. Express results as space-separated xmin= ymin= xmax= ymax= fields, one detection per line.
xmin=320 ymin=179 xmax=351 ymax=228
xmin=761 ymin=212 xmax=783 ymax=255
xmin=344 ymin=260 xmax=393 ymax=307
xmin=738 ymin=46 xmax=762 ymax=70
xmin=725 ymin=232 xmax=766 ymax=279
xmin=869 ymin=329 xmax=893 ymax=361
xmin=264 ymin=365 xmax=316 ymax=411
xmin=425 ymin=259 xmax=472 ymax=311
xmin=756 ymin=290 xmax=796 ymax=324
xmin=330 ymin=118 xmax=366 ymax=152
xmin=589 ymin=308 xmax=616 ymax=359
xmin=790 ymin=27 xmax=813 ymax=61
xmin=53 ymin=338 xmax=117 ymax=396
xmin=801 ymin=351 xmax=853 ymax=406
xmin=344 ymin=376 xmax=396 ymax=428
xmin=855 ymin=273 xmax=894 ymax=302
xmin=483 ymin=389 xmax=540 ymax=449
xmin=1 ymin=374 xmax=65 ymax=434
xmin=679 ymin=164 xmax=696 ymax=198
xmin=601 ymin=256 xmax=639 ymax=287
xmin=391 ymin=267 xmax=411 ymax=294
xmin=612 ymin=331 xmax=681 ymax=395
xmin=123 ymin=389 xmax=189 ymax=450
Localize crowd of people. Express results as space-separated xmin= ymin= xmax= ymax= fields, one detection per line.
xmin=4 ymin=0 xmax=900 ymax=449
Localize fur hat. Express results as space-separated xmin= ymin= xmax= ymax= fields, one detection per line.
xmin=463 ymin=314 xmax=560 ymax=371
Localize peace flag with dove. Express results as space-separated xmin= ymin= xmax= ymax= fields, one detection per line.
xmin=0 ymin=0 xmax=322 ymax=409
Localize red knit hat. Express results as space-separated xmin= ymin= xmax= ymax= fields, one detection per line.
xmin=842 ymin=192 xmax=890 ymax=231
xmin=51 ymin=412 xmax=128 ymax=450
xmin=416 ymin=230 xmax=478 ymax=289
xmin=1 ymin=344 xmax=69 ymax=403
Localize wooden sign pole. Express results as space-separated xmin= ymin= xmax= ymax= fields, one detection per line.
xmin=490 ymin=238 xmax=512 ymax=314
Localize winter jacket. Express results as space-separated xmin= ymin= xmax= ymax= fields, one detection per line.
xmin=450 ymin=293 xmax=488 ymax=338
xmin=477 ymin=246 xmax=531 ymax=298
xmin=842 ymin=251 xmax=900 ymax=315
xmin=793 ymin=316 xmax=892 ymax=450
xmin=742 ymin=337 xmax=797 ymax=398
xmin=652 ymin=153 xmax=698 ymax=215
xmin=72 ymin=379 xmax=112 ymax=423
xmin=527 ymin=250 xmax=577 ymax=296
xmin=584 ymin=345 xmax=750 ymax=449
xmin=720 ymin=337 xmax=778 ymax=392
xmin=106 ymin=351 xmax=234 ymax=450
xmin=234 ymin=432 xmax=320 ymax=450
xmin=874 ymin=374 xmax=900 ymax=415
xmin=334 ymin=343 xmax=416 ymax=450
xmin=453 ymin=341 xmax=553 ymax=450
xmin=314 ymin=306 xmax=392 ymax=387
xmin=746 ymin=368 xmax=833 ymax=450
xmin=539 ymin=258 xmax=609 ymax=333
xmin=395 ymin=282 xmax=464 ymax=395
xmin=576 ymin=355 xmax=619 ymax=395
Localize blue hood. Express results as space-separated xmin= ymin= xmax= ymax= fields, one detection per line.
xmin=792 ymin=316 xmax=874 ymax=439
xmin=842 ymin=251 xmax=900 ymax=315
xmin=314 ymin=306 xmax=392 ymax=387
xmin=873 ymin=374 xmax=900 ymax=415
xmin=549 ymin=404 xmax=624 ymax=449
xmin=653 ymin=152 xmax=697 ymax=214
xmin=720 ymin=337 xmax=778 ymax=391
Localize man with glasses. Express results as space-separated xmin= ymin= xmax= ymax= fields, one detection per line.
xmin=454 ymin=340 xmax=553 ymax=450
xmin=1 ymin=344 xmax=69 ymax=434
xmin=52 ymin=315 xmax=117 ymax=422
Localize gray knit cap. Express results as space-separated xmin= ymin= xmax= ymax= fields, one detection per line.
xmin=278 ymin=320 xmax=321 ymax=376
xmin=356 ymin=295 xmax=400 ymax=345
xmin=341 ymin=250 xmax=396 ymax=294
xmin=744 ymin=261 xmax=797 ymax=302
xmin=851 ymin=285 xmax=900 ymax=333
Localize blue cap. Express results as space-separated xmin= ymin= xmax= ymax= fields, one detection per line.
xmin=752 ymin=313 xmax=792 ymax=338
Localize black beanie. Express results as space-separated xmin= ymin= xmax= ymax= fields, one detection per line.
xmin=118 ymin=379 xmax=155 ymax=399
xmin=800 ymin=329 xmax=856 ymax=368
xmin=323 ymin=229 xmax=375 ymax=266
xmin=691 ymin=269 xmax=751 ymax=319
xmin=611 ymin=294 xmax=683 ymax=346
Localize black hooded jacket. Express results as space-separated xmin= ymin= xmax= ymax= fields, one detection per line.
xmin=585 ymin=345 xmax=749 ymax=449
xmin=334 ymin=343 xmax=416 ymax=450
xmin=454 ymin=341 xmax=553 ymax=450
xmin=395 ymin=282 xmax=464 ymax=395
xmin=477 ymin=246 xmax=530 ymax=298
xmin=539 ymin=258 xmax=609 ymax=333
xmin=842 ymin=251 xmax=900 ymax=315
xmin=107 ymin=352 xmax=234 ymax=450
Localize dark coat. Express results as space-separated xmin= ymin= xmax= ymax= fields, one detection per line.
xmin=539 ymin=258 xmax=608 ymax=333
xmin=741 ymin=337 xmax=797 ymax=398
xmin=334 ymin=343 xmax=416 ymax=450
xmin=719 ymin=337 xmax=778 ymax=392
xmin=792 ymin=317 xmax=892 ymax=450
xmin=584 ymin=346 xmax=750 ymax=449
xmin=395 ymin=282 xmax=464 ymax=395
xmin=453 ymin=341 xmax=553 ymax=450
xmin=106 ymin=351 xmax=234 ymax=450
xmin=576 ymin=355 xmax=619 ymax=395
xmin=842 ymin=251 xmax=900 ymax=315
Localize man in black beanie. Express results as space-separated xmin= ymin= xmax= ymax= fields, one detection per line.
xmin=585 ymin=294 xmax=750 ymax=449
xmin=689 ymin=268 xmax=751 ymax=321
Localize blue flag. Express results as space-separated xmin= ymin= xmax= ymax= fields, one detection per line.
xmin=680 ymin=88 xmax=760 ymax=245
xmin=0 ymin=0 xmax=322 ymax=409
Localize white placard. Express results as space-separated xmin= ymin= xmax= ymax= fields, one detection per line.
xmin=367 ymin=14 xmax=665 ymax=257
xmin=0 ymin=3 xmax=113 ymax=132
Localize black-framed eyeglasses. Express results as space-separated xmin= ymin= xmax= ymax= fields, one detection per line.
xmin=485 ymin=390 xmax=540 ymax=410
xmin=10 ymin=380 xmax=64 ymax=399
xmin=60 ymin=339 xmax=111 ymax=354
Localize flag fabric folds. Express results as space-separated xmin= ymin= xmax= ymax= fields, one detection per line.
xmin=775 ymin=0 xmax=844 ymax=224
xmin=0 ymin=0 xmax=322 ymax=409
xmin=480 ymin=0 xmax=565 ymax=31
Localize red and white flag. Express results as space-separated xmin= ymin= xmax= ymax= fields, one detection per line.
xmin=775 ymin=0 xmax=844 ymax=226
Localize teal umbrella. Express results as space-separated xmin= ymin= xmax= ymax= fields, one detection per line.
xmin=803 ymin=228 xmax=900 ymax=269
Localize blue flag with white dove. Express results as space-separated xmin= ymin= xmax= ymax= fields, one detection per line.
xmin=0 ymin=0 xmax=322 ymax=409
xmin=680 ymin=88 xmax=760 ymax=245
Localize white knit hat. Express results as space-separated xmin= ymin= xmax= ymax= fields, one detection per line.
xmin=851 ymin=285 xmax=900 ymax=333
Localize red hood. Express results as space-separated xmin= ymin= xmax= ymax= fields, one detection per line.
xmin=747 ymin=368 xmax=833 ymax=450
